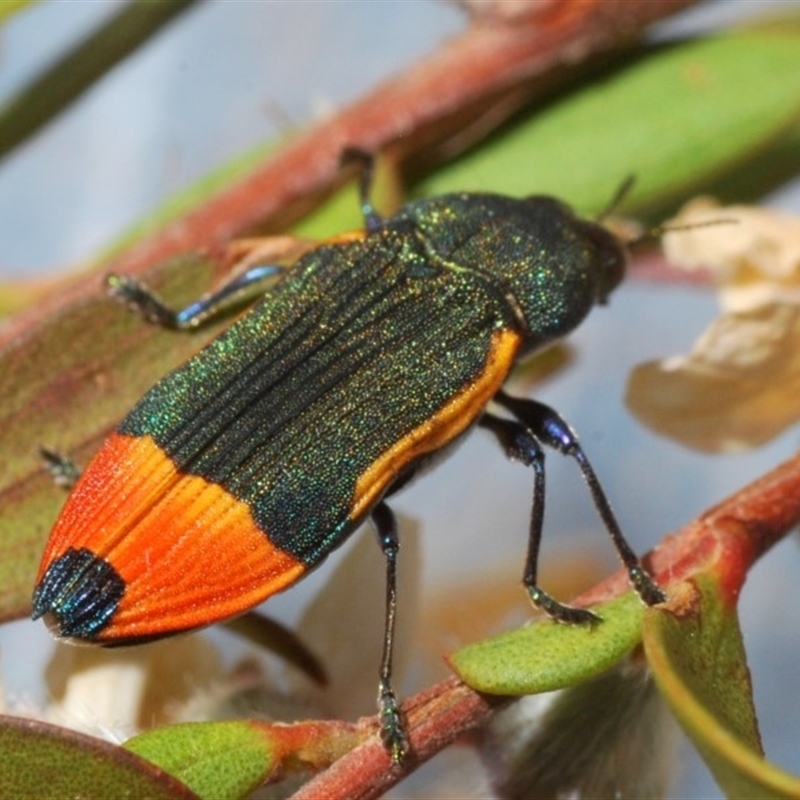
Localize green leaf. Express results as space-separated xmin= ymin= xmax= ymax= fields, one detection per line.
xmin=292 ymin=151 xmax=404 ymax=241
xmin=126 ymin=722 xmax=276 ymax=800
xmin=291 ymin=181 xmax=365 ymax=242
xmin=644 ymin=578 xmax=800 ymax=798
xmin=450 ymin=592 xmax=644 ymax=696
xmin=0 ymin=715 xmax=195 ymax=799
xmin=125 ymin=719 xmax=362 ymax=799
xmin=0 ymin=0 xmax=32 ymax=25
xmin=416 ymin=29 xmax=800 ymax=218
xmin=0 ymin=0 xmax=201 ymax=163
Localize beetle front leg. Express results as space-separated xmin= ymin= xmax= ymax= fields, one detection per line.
xmin=493 ymin=391 xmax=665 ymax=608
xmin=107 ymin=263 xmax=284 ymax=330
xmin=479 ymin=413 xmax=600 ymax=625
xmin=340 ymin=148 xmax=383 ymax=233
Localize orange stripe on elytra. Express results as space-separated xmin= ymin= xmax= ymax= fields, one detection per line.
xmin=312 ymin=228 xmax=368 ymax=247
xmin=39 ymin=433 xmax=305 ymax=641
xmin=351 ymin=327 xmax=522 ymax=523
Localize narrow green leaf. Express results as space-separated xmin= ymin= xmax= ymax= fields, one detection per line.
xmin=0 ymin=279 xmax=56 ymax=319
xmin=417 ymin=29 xmax=800 ymax=217
xmin=644 ymin=578 xmax=800 ymax=798
xmin=0 ymin=715 xmax=195 ymax=799
xmin=292 ymin=152 xmax=402 ymax=241
xmin=0 ymin=0 xmax=201 ymax=163
xmin=126 ymin=719 xmax=363 ymax=799
xmin=126 ymin=722 xmax=276 ymax=800
xmin=450 ymin=592 xmax=644 ymax=696
xmin=0 ymin=0 xmax=32 ymax=25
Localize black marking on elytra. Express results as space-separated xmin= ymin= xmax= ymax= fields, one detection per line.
xmin=32 ymin=547 xmax=124 ymax=639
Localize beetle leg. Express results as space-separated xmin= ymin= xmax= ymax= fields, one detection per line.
xmin=106 ymin=263 xmax=284 ymax=330
xmin=370 ymin=499 xmax=409 ymax=764
xmin=40 ymin=447 xmax=82 ymax=489
xmin=479 ymin=412 xmax=600 ymax=625
xmin=340 ymin=148 xmax=383 ymax=233
xmin=493 ymin=391 xmax=666 ymax=609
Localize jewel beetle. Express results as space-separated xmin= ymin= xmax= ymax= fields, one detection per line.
xmin=32 ymin=151 xmax=664 ymax=762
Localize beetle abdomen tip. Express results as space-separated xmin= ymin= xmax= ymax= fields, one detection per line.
xmin=32 ymin=547 xmax=124 ymax=640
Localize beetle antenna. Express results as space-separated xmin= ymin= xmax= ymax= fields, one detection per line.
xmin=596 ymin=174 xmax=636 ymax=222
xmin=597 ymin=177 xmax=736 ymax=245
xmin=629 ymin=215 xmax=738 ymax=247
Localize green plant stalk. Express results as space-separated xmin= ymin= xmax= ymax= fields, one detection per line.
xmin=0 ymin=0 xmax=201 ymax=163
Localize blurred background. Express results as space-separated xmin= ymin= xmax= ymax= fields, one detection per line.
xmin=1 ymin=2 xmax=799 ymax=797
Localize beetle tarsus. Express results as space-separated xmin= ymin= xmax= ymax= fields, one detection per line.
xmin=378 ymin=678 xmax=408 ymax=764
xmin=629 ymin=564 xmax=666 ymax=606
xmin=106 ymin=274 xmax=181 ymax=328
xmin=527 ymin=585 xmax=602 ymax=626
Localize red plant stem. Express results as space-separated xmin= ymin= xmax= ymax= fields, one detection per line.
xmin=293 ymin=449 xmax=800 ymax=799
xmin=290 ymin=677 xmax=506 ymax=800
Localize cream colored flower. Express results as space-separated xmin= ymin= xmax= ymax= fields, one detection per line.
xmin=626 ymin=198 xmax=800 ymax=452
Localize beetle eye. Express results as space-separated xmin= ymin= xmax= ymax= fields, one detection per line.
xmin=583 ymin=223 xmax=628 ymax=304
